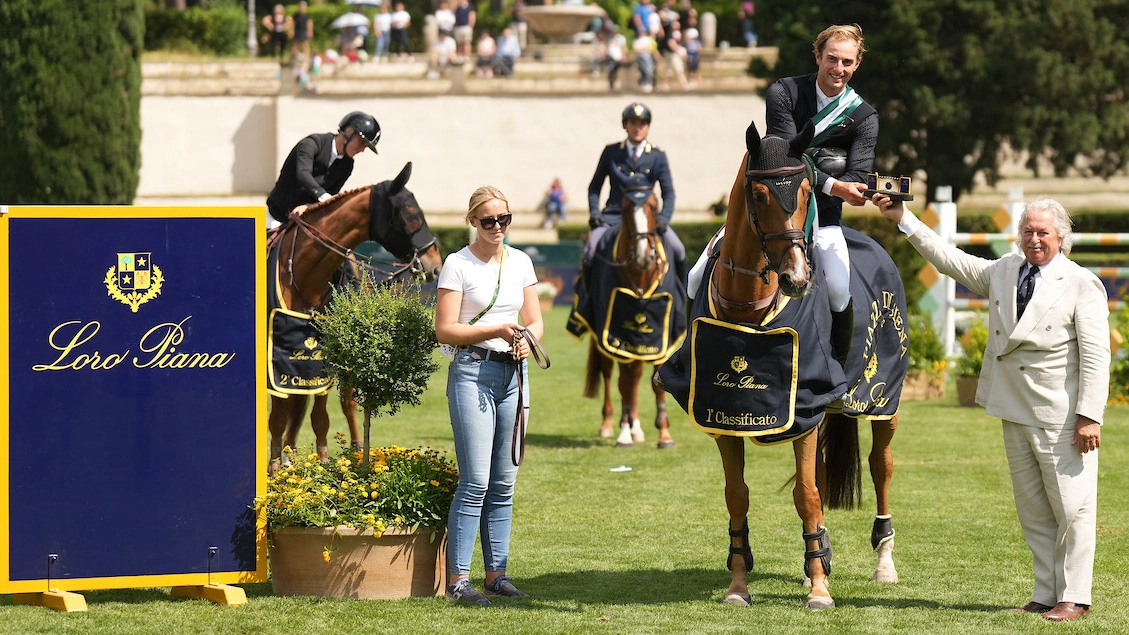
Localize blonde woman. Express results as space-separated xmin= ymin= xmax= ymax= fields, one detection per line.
xmin=434 ymin=186 xmax=544 ymax=605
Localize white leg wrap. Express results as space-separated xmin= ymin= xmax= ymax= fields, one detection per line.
xmin=872 ymin=532 xmax=898 ymax=583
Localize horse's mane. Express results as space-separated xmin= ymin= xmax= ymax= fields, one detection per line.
xmin=303 ymin=184 xmax=374 ymax=215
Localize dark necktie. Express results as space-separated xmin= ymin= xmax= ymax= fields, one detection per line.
xmin=1016 ymin=265 xmax=1039 ymax=318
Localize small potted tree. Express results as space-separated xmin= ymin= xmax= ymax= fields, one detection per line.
xmin=905 ymin=313 xmax=947 ymax=400
xmin=257 ymin=278 xmax=453 ymax=600
xmin=954 ymin=316 xmax=988 ymax=407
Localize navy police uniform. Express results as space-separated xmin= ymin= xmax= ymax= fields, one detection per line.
xmin=585 ymin=140 xmax=686 ymax=272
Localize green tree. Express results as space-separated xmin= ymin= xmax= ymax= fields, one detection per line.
xmin=0 ymin=0 xmax=144 ymax=204
xmin=758 ymin=1 xmax=1129 ymax=203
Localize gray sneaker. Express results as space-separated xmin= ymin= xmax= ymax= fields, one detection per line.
xmin=446 ymin=579 xmax=490 ymax=606
xmin=485 ymin=576 xmax=529 ymax=598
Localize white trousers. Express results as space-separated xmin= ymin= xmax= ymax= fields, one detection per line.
xmin=1002 ymin=420 xmax=1097 ymax=606
xmin=815 ymin=224 xmax=851 ymax=312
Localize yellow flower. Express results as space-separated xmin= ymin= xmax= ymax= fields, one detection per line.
xmin=322 ymin=549 xmax=331 ymax=563
xmin=430 ymin=480 xmax=440 ymax=487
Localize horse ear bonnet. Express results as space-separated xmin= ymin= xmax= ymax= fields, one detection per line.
xmin=749 ymin=136 xmax=811 ymax=215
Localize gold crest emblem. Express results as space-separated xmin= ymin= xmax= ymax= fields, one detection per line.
xmin=304 ymin=337 xmax=319 ymax=349
xmin=730 ymin=356 xmax=748 ymax=373
xmin=864 ymin=354 xmax=878 ymax=382
xmin=104 ymin=252 xmax=164 ymax=312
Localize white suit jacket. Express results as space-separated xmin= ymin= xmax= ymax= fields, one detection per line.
xmin=908 ymin=224 xmax=1110 ymax=428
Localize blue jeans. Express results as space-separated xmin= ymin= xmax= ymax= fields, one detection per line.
xmin=446 ymin=351 xmax=528 ymax=576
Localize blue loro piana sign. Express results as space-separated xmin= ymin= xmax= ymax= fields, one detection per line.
xmin=0 ymin=206 xmax=267 ymax=593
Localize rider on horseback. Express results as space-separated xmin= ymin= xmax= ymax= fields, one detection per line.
xmin=266 ymin=111 xmax=382 ymax=230
xmin=583 ymin=102 xmax=687 ymax=290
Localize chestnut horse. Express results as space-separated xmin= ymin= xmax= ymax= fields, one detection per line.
xmin=658 ymin=122 xmax=908 ymax=609
xmin=268 ymin=162 xmax=442 ymax=471
xmin=570 ymin=174 xmax=685 ymax=448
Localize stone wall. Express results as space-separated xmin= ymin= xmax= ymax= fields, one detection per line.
xmin=138 ymin=93 xmax=766 ymax=215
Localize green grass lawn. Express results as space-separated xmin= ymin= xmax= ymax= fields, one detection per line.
xmin=3 ymin=306 xmax=1126 ymax=634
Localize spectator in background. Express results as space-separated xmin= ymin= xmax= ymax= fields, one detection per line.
xmin=541 ymin=178 xmax=568 ymax=228
xmin=353 ymin=10 xmax=371 ymax=59
xmin=633 ymin=30 xmax=657 ymax=93
xmin=684 ymin=27 xmax=701 ymax=88
xmin=262 ymin=4 xmax=293 ymax=61
xmin=510 ymin=0 xmax=527 ymax=48
xmin=435 ymin=1 xmax=456 ymax=38
xmin=373 ymin=4 xmax=392 ymax=62
xmin=495 ymin=27 xmax=521 ymax=77
xmin=429 ymin=29 xmax=457 ymax=79
xmin=605 ymin=25 xmax=627 ymax=91
xmin=389 ymin=2 xmax=413 ymax=60
xmin=476 ymin=30 xmax=497 ymax=77
xmin=738 ymin=0 xmax=757 ymax=47
xmin=677 ymin=0 xmax=697 ymax=31
xmin=454 ymin=0 xmax=477 ymax=64
xmin=291 ymin=1 xmax=313 ymax=64
xmin=662 ymin=21 xmax=689 ymax=91
xmin=631 ymin=0 xmax=655 ymax=37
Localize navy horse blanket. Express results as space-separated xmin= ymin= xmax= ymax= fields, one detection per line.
xmin=567 ymin=227 xmax=687 ymax=363
xmin=658 ymin=227 xmax=909 ymax=445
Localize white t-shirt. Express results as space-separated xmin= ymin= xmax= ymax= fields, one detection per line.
xmin=434 ymin=8 xmax=456 ymax=33
xmin=390 ymin=10 xmax=411 ymax=29
xmin=376 ymin=12 xmax=392 ymax=33
xmin=437 ymin=245 xmax=538 ymax=352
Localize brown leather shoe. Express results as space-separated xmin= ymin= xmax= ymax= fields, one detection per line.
xmin=1043 ymin=602 xmax=1090 ymax=621
xmin=1008 ymin=601 xmax=1053 ymax=613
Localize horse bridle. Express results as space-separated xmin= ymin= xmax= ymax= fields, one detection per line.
xmin=593 ymin=185 xmax=664 ymax=289
xmin=717 ymin=160 xmax=813 ymax=286
xmin=278 ymin=209 xmax=437 ymax=310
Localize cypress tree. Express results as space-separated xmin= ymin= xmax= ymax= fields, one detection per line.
xmin=0 ymin=0 xmax=144 ymax=204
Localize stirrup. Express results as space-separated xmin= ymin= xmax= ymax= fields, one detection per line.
xmin=726 ymin=520 xmax=754 ymax=572
xmin=803 ymin=525 xmax=832 ymax=578
xmin=871 ymin=516 xmax=894 ymax=551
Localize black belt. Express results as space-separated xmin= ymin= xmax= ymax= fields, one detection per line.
xmin=461 ymin=345 xmax=518 ymax=363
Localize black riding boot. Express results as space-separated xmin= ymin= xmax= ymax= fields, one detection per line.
xmin=830 ymin=299 xmax=854 ymax=367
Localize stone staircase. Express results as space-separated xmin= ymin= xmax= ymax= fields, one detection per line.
xmin=141 ymin=45 xmax=775 ymax=96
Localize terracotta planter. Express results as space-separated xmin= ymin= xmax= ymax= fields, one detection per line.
xmin=956 ymin=377 xmax=980 ymax=407
xmin=901 ymin=370 xmax=945 ymax=401
xmin=269 ymin=526 xmax=447 ymax=599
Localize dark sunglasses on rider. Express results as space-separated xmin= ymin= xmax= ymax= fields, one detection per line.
xmin=476 ymin=213 xmax=513 ymax=230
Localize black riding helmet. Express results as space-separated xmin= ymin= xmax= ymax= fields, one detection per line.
xmin=621 ymin=101 xmax=652 ymax=124
xmin=338 ymin=111 xmax=381 ymax=154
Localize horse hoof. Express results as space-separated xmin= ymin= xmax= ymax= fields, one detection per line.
xmin=615 ymin=441 xmax=634 ymax=448
xmin=873 ymin=565 xmax=899 ymax=583
xmin=630 ymin=429 xmax=645 ymax=443
xmin=599 ymin=427 xmax=614 ymax=438
xmin=723 ymin=592 xmax=752 ymax=606
xmin=657 ymin=440 xmax=676 ymax=449
xmin=804 ymin=596 xmax=835 ymax=610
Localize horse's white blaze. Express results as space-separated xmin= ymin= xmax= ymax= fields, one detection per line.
xmin=633 ymin=207 xmax=650 ymax=269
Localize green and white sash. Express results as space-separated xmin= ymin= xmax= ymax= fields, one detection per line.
xmin=810 ymin=86 xmax=863 ymax=146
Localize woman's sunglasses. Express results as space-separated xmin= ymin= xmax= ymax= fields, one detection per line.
xmin=476 ymin=213 xmax=513 ymax=230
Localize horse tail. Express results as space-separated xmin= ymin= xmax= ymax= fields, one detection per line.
xmin=820 ymin=412 xmax=862 ymax=510
xmin=583 ymin=342 xmax=601 ymax=398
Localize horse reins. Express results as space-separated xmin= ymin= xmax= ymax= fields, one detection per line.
xmin=511 ymin=328 xmax=550 ymax=466
xmin=274 ymin=213 xmax=436 ymax=311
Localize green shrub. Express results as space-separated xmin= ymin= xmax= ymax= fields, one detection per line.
xmin=315 ymin=277 xmax=439 ymax=419
xmin=145 ymin=6 xmax=246 ymax=56
xmin=908 ymin=312 xmax=947 ymax=380
xmin=954 ymin=315 xmax=988 ymax=378
xmin=1110 ymin=295 xmax=1129 ymax=405
xmin=0 ymin=0 xmax=143 ymax=204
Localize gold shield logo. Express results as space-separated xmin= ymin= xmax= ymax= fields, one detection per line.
xmin=105 ymin=252 xmax=164 ymax=312
xmin=730 ymin=356 xmax=748 ymax=373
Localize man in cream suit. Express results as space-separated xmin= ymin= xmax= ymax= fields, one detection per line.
xmin=873 ymin=194 xmax=1109 ymax=622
